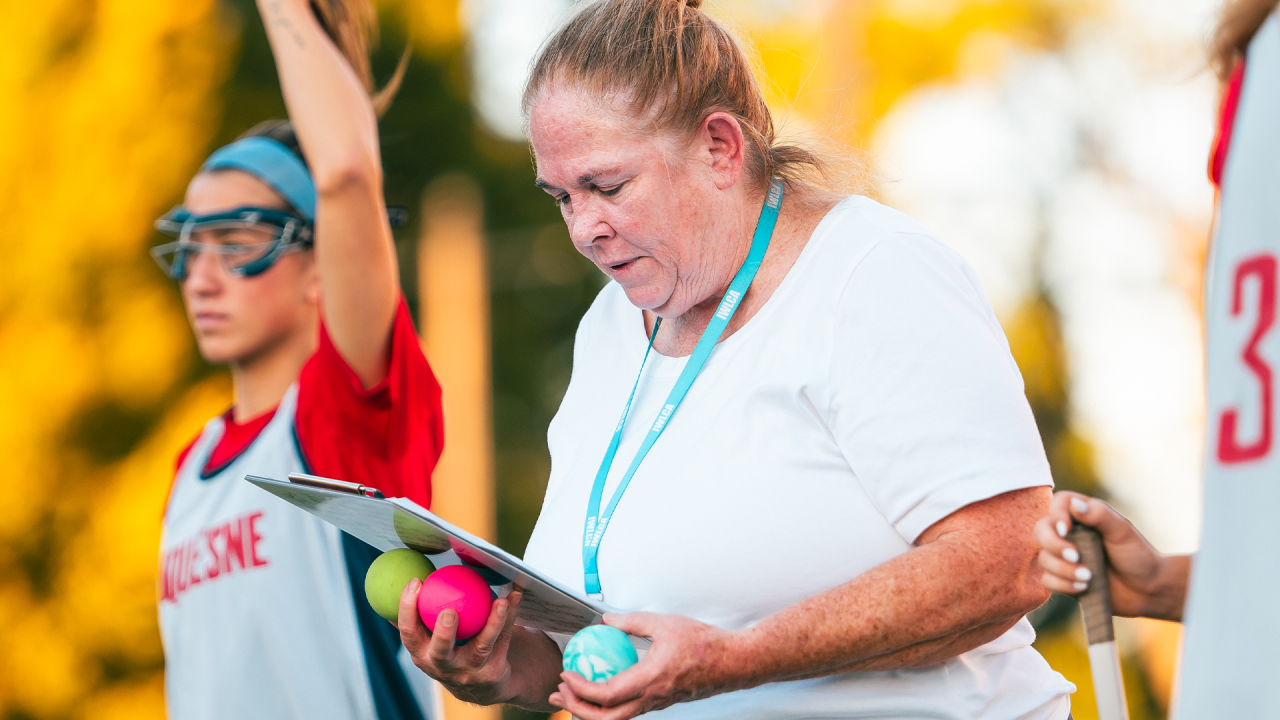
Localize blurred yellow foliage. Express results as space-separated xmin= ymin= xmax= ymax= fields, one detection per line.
xmin=0 ymin=0 xmax=234 ymax=715
xmin=1133 ymin=618 xmax=1183 ymax=712
xmin=740 ymin=0 xmax=1090 ymax=146
xmin=380 ymin=0 xmax=462 ymax=55
xmin=1034 ymin=614 xmax=1176 ymax=720
xmin=862 ymin=0 xmax=1084 ymax=116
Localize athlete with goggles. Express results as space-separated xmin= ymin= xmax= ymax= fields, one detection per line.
xmin=152 ymin=199 xmax=315 ymax=281
xmin=153 ymin=1 xmax=444 ymax=719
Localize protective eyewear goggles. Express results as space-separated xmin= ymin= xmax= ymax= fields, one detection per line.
xmin=150 ymin=206 xmax=313 ymax=281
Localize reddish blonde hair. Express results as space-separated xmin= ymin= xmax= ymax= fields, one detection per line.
xmin=522 ymin=0 xmax=825 ymax=190
xmin=1211 ymin=0 xmax=1280 ymax=80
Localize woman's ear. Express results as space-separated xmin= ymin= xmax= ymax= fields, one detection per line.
xmin=302 ymin=255 xmax=321 ymax=307
xmin=699 ymin=112 xmax=747 ymax=190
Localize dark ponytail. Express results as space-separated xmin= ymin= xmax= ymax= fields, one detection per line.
xmin=1211 ymin=0 xmax=1280 ymax=81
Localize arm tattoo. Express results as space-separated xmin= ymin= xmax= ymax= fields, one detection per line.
xmin=266 ymin=0 xmax=307 ymax=48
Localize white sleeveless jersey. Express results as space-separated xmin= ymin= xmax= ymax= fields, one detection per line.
xmin=159 ymin=385 xmax=441 ymax=720
xmin=1180 ymin=10 xmax=1280 ymax=718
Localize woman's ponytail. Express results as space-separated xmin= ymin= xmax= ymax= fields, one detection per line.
xmin=309 ymin=0 xmax=409 ymax=117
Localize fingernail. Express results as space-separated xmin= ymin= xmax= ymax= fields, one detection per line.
xmin=441 ymin=611 xmax=456 ymax=627
xmin=1071 ymin=498 xmax=1089 ymax=515
xmin=1062 ymin=547 xmax=1079 ymax=563
xmin=1074 ymin=581 xmax=1088 ymax=591
xmin=1075 ymin=567 xmax=1092 ymax=581
xmin=1056 ymin=521 xmax=1068 ymax=538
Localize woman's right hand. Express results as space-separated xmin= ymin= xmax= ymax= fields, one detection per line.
xmin=1033 ymin=491 xmax=1189 ymax=622
xmin=397 ymin=582 xmax=561 ymax=709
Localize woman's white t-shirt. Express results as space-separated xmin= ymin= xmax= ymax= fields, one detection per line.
xmin=523 ymin=195 xmax=1074 ymax=720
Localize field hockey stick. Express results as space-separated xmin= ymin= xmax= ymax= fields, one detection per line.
xmin=1068 ymin=524 xmax=1129 ymax=720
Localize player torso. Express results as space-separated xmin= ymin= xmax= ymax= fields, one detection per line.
xmin=159 ymin=385 xmax=377 ymax=720
xmin=1182 ymin=10 xmax=1280 ymax=718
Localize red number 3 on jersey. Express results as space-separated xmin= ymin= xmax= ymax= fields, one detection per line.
xmin=1218 ymin=253 xmax=1278 ymax=464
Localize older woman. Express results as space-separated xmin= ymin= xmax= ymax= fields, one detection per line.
xmin=396 ymin=0 xmax=1073 ymax=718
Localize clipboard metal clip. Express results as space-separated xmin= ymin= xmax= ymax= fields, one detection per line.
xmin=287 ymin=472 xmax=386 ymax=499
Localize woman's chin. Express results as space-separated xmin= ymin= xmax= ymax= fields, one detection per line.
xmin=195 ymin=337 xmax=248 ymax=366
xmin=619 ymin=284 xmax=673 ymax=313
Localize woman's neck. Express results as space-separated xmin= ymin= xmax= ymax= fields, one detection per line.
xmin=646 ymin=182 xmax=842 ymax=357
xmin=229 ymin=322 xmax=318 ymax=423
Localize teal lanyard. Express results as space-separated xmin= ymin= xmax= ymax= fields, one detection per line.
xmin=582 ymin=179 xmax=784 ymax=599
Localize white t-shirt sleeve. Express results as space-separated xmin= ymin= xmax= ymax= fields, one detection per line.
xmin=828 ymin=232 xmax=1052 ymax=543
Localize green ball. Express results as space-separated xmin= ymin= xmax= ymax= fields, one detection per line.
xmin=365 ymin=548 xmax=436 ymax=622
xmin=562 ymin=625 xmax=638 ymax=683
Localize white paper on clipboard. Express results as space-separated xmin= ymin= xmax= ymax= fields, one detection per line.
xmin=244 ymin=473 xmax=638 ymax=647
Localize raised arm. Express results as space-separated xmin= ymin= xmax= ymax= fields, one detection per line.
xmin=257 ymin=0 xmax=400 ymax=386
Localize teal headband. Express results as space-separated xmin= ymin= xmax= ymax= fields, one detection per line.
xmin=202 ymin=137 xmax=317 ymax=222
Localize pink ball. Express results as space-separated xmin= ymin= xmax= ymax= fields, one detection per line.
xmin=417 ymin=564 xmax=496 ymax=641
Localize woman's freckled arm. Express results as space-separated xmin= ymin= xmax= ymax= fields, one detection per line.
xmin=718 ymin=487 xmax=1050 ymax=687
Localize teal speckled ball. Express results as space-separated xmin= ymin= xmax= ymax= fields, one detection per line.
xmin=562 ymin=625 xmax=639 ymax=683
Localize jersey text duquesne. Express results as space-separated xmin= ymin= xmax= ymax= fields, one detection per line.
xmin=160 ymin=510 xmax=268 ymax=603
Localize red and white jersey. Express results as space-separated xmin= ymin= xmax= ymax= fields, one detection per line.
xmin=1180 ymin=9 xmax=1280 ymax=718
xmin=160 ymin=299 xmax=445 ymax=720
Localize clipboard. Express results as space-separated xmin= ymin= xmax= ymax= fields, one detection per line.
xmin=245 ymin=473 xmax=624 ymax=644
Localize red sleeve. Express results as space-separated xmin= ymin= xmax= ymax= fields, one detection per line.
xmin=295 ymin=296 xmax=444 ymax=508
xmin=1210 ymin=59 xmax=1247 ymax=189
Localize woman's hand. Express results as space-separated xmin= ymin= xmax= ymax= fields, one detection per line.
xmin=1034 ymin=491 xmax=1190 ymax=621
xmin=397 ymin=582 xmax=562 ymax=709
xmin=550 ymin=612 xmax=743 ymax=720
